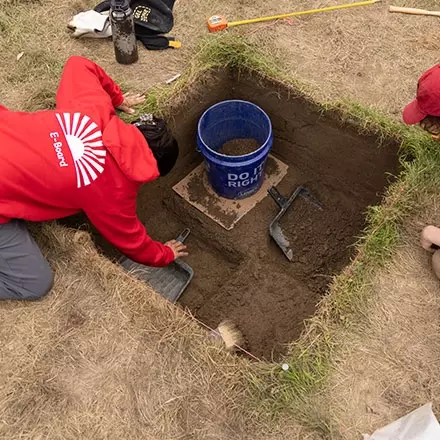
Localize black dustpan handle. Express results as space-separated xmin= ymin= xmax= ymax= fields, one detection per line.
xmin=268 ymin=186 xmax=288 ymax=209
xmin=177 ymin=228 xmax=190 ymax=243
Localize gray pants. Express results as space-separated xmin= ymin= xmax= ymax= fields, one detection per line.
xmin=0 ymin=220 xmax=53 ymax=300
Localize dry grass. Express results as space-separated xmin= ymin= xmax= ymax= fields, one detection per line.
xmin=0 ymin=222 xmax=304 ymax=439
xmin=221 ymin=0 xmax=439 ymax=115
xmin=1 ymin=0 xmax=439 ymax=113
xmin=327 ymin=194 xmax=440 ymax=438
xmin=22 ymin=84 xmax=57 ymax=112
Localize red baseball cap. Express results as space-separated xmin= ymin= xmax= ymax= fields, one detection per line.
xmin=403 ymin=64 xmax=440 ymax=125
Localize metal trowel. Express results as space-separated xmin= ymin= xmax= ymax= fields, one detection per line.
xmin=268 ymin=186 xmax=323 ymax=261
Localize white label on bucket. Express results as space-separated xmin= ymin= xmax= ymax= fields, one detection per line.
xmin=227 ymin=163 xmax=264 ymax=188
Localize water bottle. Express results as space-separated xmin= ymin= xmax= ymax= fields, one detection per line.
xmin=110 ymin=0 xmax=139 ymax=65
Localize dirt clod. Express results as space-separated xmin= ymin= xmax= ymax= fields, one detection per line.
xmin=219 ymin=138 xmax=260 ymax=156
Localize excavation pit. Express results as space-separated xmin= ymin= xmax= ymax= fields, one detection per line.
xmin=68 ymin=70 xmax=400 ymax=359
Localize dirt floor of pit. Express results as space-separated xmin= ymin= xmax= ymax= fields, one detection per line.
xmin=61 ymin=70 xmax=399 ymax=359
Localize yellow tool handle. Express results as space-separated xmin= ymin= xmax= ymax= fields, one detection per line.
xmin=227 ymin=0 xmax=381 ymax=27
xmin=169 ymin=40 xmax=182 ymax=48
xmin=389 ymin=5 xmax=440 ymax=17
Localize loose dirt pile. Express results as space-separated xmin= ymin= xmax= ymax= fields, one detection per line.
xmin=219 ymin=138 xmax=260 ymax=156
xmin=279 ymin=193 xmax=360 ymax=294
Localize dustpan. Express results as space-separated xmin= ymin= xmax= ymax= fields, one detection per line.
xmin=119 ymin=228 xmax=193 ymax=303
xmin=268 ymin=185 xmax=323 ymax=261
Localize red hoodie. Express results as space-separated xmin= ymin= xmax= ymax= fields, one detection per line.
xmin=0 ymin=56 xmax=174 ymax=267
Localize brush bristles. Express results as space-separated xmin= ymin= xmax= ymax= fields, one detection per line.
xmin=217 ymin=320 xmax=244 ymax=351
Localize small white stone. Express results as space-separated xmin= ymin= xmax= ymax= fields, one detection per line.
xmin=281 ymin=363 xmax=289 ymax=371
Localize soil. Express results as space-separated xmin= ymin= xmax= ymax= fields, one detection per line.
xmin=278 ymin=191 xmax=361 ymax=294
xmin=186 ymin=167 xmax=237 ymax=230
xmin=63 ymin=70 xmax=399 ymax=360
xmin=219 ymin=138 xmax=260 ymax=156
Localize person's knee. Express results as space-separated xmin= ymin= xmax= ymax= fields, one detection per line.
xmin=24 ymin=265 xmax=54 ymax=300
xmin=432 ymin=250 xmax=440 ymax=280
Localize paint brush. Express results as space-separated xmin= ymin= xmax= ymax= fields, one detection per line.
xmin=212 ymin=319 xmax=245 ymax=351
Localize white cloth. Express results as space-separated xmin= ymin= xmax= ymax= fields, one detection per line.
xmin=363 ymin=403 xmax=440 ymax=440
xmin=68 ymin=10 xmax=112 ymax=39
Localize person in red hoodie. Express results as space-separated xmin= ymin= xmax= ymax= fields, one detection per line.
xmin=0 ymin=55 xmax=187 ymax=300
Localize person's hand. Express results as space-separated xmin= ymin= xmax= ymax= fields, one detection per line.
xmin=421 ymin=225 xmax=440 ymax=252
xmin=165 ymin=240 xmax=188 ymax=260
xmin=117 ymin=92 xmax=145 ymax=114
xmin=420 ymin=116 xmax=440 ymax=140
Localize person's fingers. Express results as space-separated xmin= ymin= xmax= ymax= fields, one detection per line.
xmin=174 ymin=246 xmax=188 ymax=256
xmin=170 ymin=244 xmax=187 ymax=253
xmin=421 ymin=226 xmax=440 ymax=252
xmin=120 ymin=104 xmax=135 ymax=114
xmin=164 ymin=240 xmax=188 ymax=260
xmin=421 ymin=237 xmax=436 ymax=252
xmin=131 ymin=94 xmax=145 ymax=105
xmin=121 ymin=92 xmax=144 ymax=108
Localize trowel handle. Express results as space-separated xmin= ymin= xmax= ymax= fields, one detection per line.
xmin=268 ymin=187 xmax=288 ymax=208
xmin=389 ymin=5 xmax=440 ymax=17
xmin=177 ymin=228 xmax=191 ymax=243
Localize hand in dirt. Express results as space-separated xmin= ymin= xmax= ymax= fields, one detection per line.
xmin=117 ymin=92 xmax=145 ymax=114
xmin=165 ymin=240 xmax=188 ymax=260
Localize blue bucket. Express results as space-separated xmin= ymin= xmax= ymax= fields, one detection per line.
xmin=197 ymin=100 xmax=273 ymax=200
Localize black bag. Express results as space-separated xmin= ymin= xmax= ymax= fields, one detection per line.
xmin=94 ymin=0 xmax=176 ymax=49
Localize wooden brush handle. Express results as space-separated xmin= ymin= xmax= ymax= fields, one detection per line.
xmin=389 ymin=5 xmax=440 ymax=17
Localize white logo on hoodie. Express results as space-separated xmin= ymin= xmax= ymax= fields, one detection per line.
xmin=55 ymin=112 xmax=106 ymax=188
